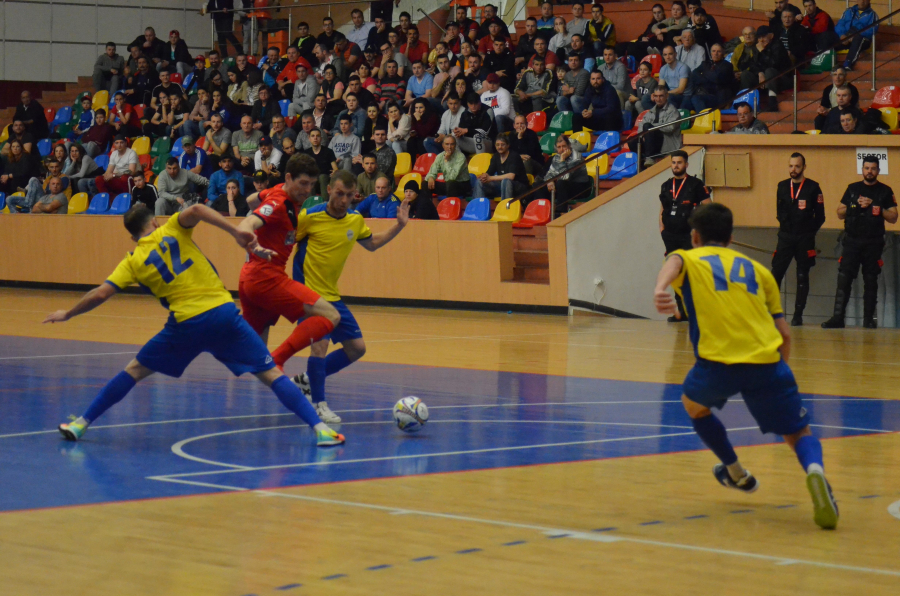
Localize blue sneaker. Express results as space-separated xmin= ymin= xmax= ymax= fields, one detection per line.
xmin=713 ymin=464 xmax=759 ymax=493
xmin=806 ymin=464 xmax=839 ymax=530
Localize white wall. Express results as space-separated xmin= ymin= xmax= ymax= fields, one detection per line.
xmin=1 ymin=0 xmax=210 ymax=82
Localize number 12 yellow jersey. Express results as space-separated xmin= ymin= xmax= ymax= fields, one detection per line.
xmin=670 ymin=245 xmax=784 ymax=365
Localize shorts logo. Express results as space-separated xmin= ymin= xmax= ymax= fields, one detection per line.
xmin=346 ymin=229 xmax=354 ymax=240
xmin=799 ymin=407 xmax=807 ymax=417
xmin=260 ymin=204 xmax=274 ymax=216
xmin=285 ymin=231 xmax=296 ymax=245
xmin=265 ymin=355 xmax=273 ymax=364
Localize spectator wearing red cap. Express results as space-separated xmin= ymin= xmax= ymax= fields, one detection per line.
xmin=164 ymin=30 xmax=193 ymax=79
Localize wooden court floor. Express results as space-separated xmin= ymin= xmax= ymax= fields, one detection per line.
xmin=1 ymin=287 xmax=899 ymax=595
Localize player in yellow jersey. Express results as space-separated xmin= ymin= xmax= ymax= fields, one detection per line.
xmin=46 ymin=203 xmax=344 ymax=447
xmin=653 ymin=203 xmax=838 ymax=530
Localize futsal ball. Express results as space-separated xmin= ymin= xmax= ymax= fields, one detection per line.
xmin=394 ymin=397 xmax=429 ymax=433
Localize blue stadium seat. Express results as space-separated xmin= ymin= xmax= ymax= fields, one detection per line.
xmin=108 ymin=193 xmax=132 ymax=215
xmin=589 ymin=131 xmax=620 ymax=155
xmin=0 ymin=192 xmax=6 ymax=213
xmin=85 ymin=193 xmax=110 ymax=214
xmin=94 ymin=154 xmax=110 ymax=171
xmin=721 ymin=89 xmax=760 ymax=115
xmin=170 ymin=136 xmax=186 ymax=157
xmin=461 ymin=197 xmax=491 ymax=221
xmin=621 ymin=110 xmax=632 ymax=131
xmin=51 ymin=106 xmax=72 ymax=131
xmin=279 ymin=99 xmax=291 ymax=117
xmin=599 ymin=152 xmax=638 ymax=180
xmin=37 ymin=139 xmax=52 ymax=157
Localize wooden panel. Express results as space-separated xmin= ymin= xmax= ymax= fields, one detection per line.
xmin=724 ymin=153 xmax=751 ymax=188
xmin=705 ymin=153 xmax=726 ymax=188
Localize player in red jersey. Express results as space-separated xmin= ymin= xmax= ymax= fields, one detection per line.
xmin=237 ymin=154 xmax=340 ymax=366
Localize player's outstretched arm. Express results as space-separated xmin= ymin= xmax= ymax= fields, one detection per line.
xmin=358 ymin=199 xmax=410 ymax=252
xmin=43 ymin=283 xmax=117 ymax=323
xmin=245 ymin=192 xmax=261 ymax=211
xmin=179 ymin=204 xmax=274 ymax=261
xmin=653 ymin=255 xmax=683 ymax=316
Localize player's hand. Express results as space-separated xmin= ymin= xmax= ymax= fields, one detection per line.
xmin=234 ymin=229 xmax=256 ymax=248
xmin=397 ymin=198 xmax=410 ymax=227
xmin=654 ymin=289 xmax=678 ymax=316
xmin=249 ymin=243 xmax=276 ymax=261
xmin=43 ymin=310 xmax=69 ymax=324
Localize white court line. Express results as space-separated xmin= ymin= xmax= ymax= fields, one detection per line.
xmin=145 ymin=476 xmax=900 ymax=578
xmin=0 ymin=351 xmax=138 ymax=361
xmin=889 ymin=500 xmax=900 ymax=521
xmin=810 ymin=424 xmax=894 ymax=434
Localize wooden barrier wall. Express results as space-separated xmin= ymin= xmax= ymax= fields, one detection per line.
xmin=0 ymin=216 xmax=568 ymax=308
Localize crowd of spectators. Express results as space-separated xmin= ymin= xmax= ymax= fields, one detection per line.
xmin=0 ymin=0 xmax=888 ymax=216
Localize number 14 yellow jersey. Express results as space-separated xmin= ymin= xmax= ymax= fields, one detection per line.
xmin=670 ymin=245 xmax=784 ymax=365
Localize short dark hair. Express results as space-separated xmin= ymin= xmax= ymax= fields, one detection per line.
xmin=124 ymin=204 xmax=155 ymax=238
xmin=106 ymin=42 xmax=116 ymax=48
xmin=285 ymin=153 xmax=320 ymax=179
xmin=323 ymin=16 xmax=333 ymax=23
xmin=526 ymin=16 xmax=537 ymax=23
xmin=362 ymin=153 xmax=377 ymax=162
xmin=673 ymin=1 xmax=686 ymax=11
xmin=689 ymin=203 xmax=733 ymax=245
xmin=209 ymin=49 xmax=220 ymax=57
xmin=399 ymin=11 xmax=411 ymax=19
xmin=95 ymin=108 xmax=107 ymax=117
xmin=339 ymin=114 xmax=353 ymax=123
xmin=166 ymin=157 xmax=179 ymax=167
xmin=465 ymin=92 xmax=481 ymax=105
xmin=671 ymin=150 xmax=689 ymax=161
xmin=373 ymin=126 xmax=387 ymax=134
xmin=790 ymin=152 xmax=806 ymax=165
xmin=297 ymin=21 xmax=309 ymax=29
xmin=330 ymin=169 xmax=357 ymax=188
xmin=863 ymin=155 xmax=880 ymax=166
xmin=132 ymin=170 xmax=144 ymax=179
xmin=344 ymin=92 xmax=358 ymax=101
xmin=687 ymin=0 xmax=702 ymax=6
xmin=734 ymin=101 xmax=752 ymax=112
xmin=447 ymin=92 xmax=461 ymax=103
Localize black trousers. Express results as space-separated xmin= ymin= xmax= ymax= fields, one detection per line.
xmin=771 ymin=233 xmax=817 ymax=315
xmin=425 ymin=179 xmax=473 ymax=200
xmin=662 ymin=230 xmax=692 ymax=318
xmin=833 ymin=236 xmax=885 ymax=319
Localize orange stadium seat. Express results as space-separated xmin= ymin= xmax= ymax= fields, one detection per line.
xmin=412 ymin=153 xmax=437 ymax=177
xmin=640 ymin=54 xmax=662 ymax=75
xmin=437 ymin=197 xmax=463 ymax=220
xmin=513 ymin=199 xmax=552 ymax=228
xmin=526 ymin=111 xmax=547 ymax=133
xmin=871 ymin=86 xmax=900 ymax=109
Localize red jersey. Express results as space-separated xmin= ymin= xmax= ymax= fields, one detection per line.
xmin=241 ymin=185 xmax=300 ymax=278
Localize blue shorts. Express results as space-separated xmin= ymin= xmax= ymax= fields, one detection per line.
xmin=683 ymin=359 xmax=810 ymax=436
xmin=137 ymin=302 xmax=276 ymax=378
xmin=320 ymin=300 xmax=363 ymax=344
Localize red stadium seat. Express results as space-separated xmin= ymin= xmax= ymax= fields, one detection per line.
xmin=512 ymin=199 xmax=552 ymax=228
xmin=134 ymin=104 xmax=146 ymax=120
xmin=285 ymin=116 xmax=296 ymax=128
xmin=44 ymin=107 xmax=56 ymax=125
xmin=871 ymin=86 xmax=900 ymax=109
xmin=437 ymin=197 xmax=463 ymax=220
xmin=626 ymin=110 xmax=649 ymax=136
xmin=170 ymin=73 xmax=183 ymax=85
xmin=412 ymin=153 xmax=437 ymax=177
xmin=640 ymin=54 xmax=662 ymax=75
xmin=526 ymin=111 xmax=547 ymax=132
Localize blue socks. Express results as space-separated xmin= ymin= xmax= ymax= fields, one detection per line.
xmin=692 ymin=414 xmax=738 ymax=466
xmin=307 ymin=350 xmax=354 ymax=403
xmin=325 ymin=350 xmax=353 ymax=376
xmin=271 ymin=376 xmax=321 ymax=428
xmin=84 ymin=371 xmax=136 ymax=423
xmin=793 ymin=435 xmax=824 ymax=472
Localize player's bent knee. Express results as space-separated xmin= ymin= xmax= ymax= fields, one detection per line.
xmin=307 ymin=298 xmax=341 ymax=326
xmin=681 ymin=394 xmax=712 ymax=419
xmin=255 ymin=367 xmax=282 ymax=387
xmin=124 ymin=359 xmax=154 ymax=381
xmin=782 ymin=425 xmax=812 ymax=448
xmin=344 ymin=338 xmax=366 ymax=361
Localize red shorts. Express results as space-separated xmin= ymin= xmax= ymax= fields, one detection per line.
xmin=238 ymin=270 xmax=320 ymax=333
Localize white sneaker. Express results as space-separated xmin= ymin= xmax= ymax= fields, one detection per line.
xmin=316 ymin=401 xmax=341 ymax=423
xmin=292 ymin=373 xmax=312 ymax=404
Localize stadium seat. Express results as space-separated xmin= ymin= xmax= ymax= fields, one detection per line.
xmin=589 ymin=131 xmax=620 ymax=155
xmin=108 ymin=193 xmax=132 ymax=215
xmin=51 ymin=106 xmax=72 ymax=131
xmin=0 ymin=128 xmax=8 ymax=144
xmin=640 ymin=54 xmax=662 ymax=75
xmin=170 ymin=137 xmax=186 ymax=157
xmin=549 ymin=111 xmax=573 ymax=134
xmin=437 ymin=197 xmax=463 ymax=220
xmin=467 ymin=153 xmax=492 ymax=176
xmin=0 ymin=192 xmax=7 ymax=214
xmin=397 ymin=172 xmax=422 ymax=194
xmin=679 ymin=109 xmax=693 ymax=131
xmin=568 ymin=130 xmax=592 ymax=149
xmin=55 ymin=123 xmax=74 ymax=138
xmin=540 ymin=132 xmax=560 ymax=154
xmin=44 ymin=108 xmax=56 ymax=127
xmin=134 ymin=104 xmax=146 ymax=120
xmin=278 ymin=99 xmax=291 ymax=117
xmin=138 ymin=153 xmax=152 ymax=171
xmin=394 ymin=152 xmax=411 ymax=180
xmin=67 ymin=192 xmax=89 ymax=214
xmin=412 ymin=153 xmax=438 ymax=177
xmin=302 ymin=195 xmax=325 ymax=210
xmin=584 ymin=153 xmax=609 ymax=179
xmin=801 ymin=50 xmax=834 ymax=75
xmin=85 ymin=193 xmax=110 ymax=214
xmin=599 ymin=152 xmax=638 ymax=180
xmin=461 ymin=197 xmax=491 ymax=221
xmin=183 ymin=73 xmax=195 ymax=94
xmin=684 ymin=110 xmax=721 ymax=134
xmin=131 ymin=136 xmax=151 ymax=156
xmin=151 ymin=137 xmax=172 ymax=157
xmin=94 ymin=153 xmax=110 ymax=170
xmin=625 ymin=55 xmax=636 ymax=74
xmin=224 ymin=57 xmax=236 ymax=68
xmin=872 ymin=86 xmax=900 ymax=109
xmin=720 ymin=89 xmax=760 ymax=115
xmin=526 ymin=111 xmax=547 ymax=133
xmin=6 ymin=191 xmax=25 ymax=213
xmin=490 ymin=199 xmax=522 ymax=223
xmin=804 ymin=130 xmax=821 ymax=134
xmin=92 ymin=91 xmax=109 ymax=112
xmin=37 ymin=139 xmax=52 ymax=157
xmin=628 ymin=110 xmax=649 ymax=136
xmin=513 ymin=198 xmax=552 ymax=228
xmin=247 ymin=55 xmax=258 ymax=66
xmin=879 ymin=107 xmax=899 ymax=131
xmin=169 ymin=73 xmax=183 ymax=85
xmin=108 ymin=95 xmax=116 ymax=109
xmin=630 ymin=73 xmax=641 ymax=90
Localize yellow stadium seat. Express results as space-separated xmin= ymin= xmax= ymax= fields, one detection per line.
xmin=879 ymin=107 xmax=899 ymax=131
xmin=397 ymin=172 xmax=422 ymax=193
xmin=68 ymin=192 xmax=89 ymax=214
xmin=0 ymin=127 xmax=8 ymax=144
xmin=527 ymin=174 xmax=535 ymax=185
xmin=490 ymin=199 xmax=522 ymax=223
xmin=92 ymin=91 xmax=109 ymax=112
xmin=568 ymin=130 xmax=592 ymax=148
xmin=584 ymin=153 xmax=609 ymax=180
xmin=684 ymin=109 xmax=721 ymax=135
xmin=804 ymin=129 xmax=821 ymax=135
xmin=467 ymin=153 xmax=492 ymax=176
xmin=394 ymin=152 xmax=411 ymax=180
xmin=131 ymin=136 xmax=151 ymax=156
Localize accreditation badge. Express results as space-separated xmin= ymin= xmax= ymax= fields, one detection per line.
xmin=873 ymin=205 xmax=882 ymax=216
xmin=798 ymin=200 xmax=806 ymax=210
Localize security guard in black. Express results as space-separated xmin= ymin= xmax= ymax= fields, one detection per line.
xmin=771 ymin=153 xmax=825 ymax=326
xmin=822 ymin=155 xmax=898 ymax=329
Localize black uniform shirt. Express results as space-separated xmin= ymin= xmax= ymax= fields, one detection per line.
xmin=660 ymin=175 xmax=710 ymax=235
xmin=841 ymin=180 xmax=897 ymax=240
xmin=776 ymin=177 xmax=825 ymax=236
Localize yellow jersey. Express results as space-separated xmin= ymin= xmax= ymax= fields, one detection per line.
xmin=106 ymin=214 xmax=233 ymax=322
xmin=291 ymin=204 xmax=373 ymax=302
xmin=670 ymin=246 xmax=784 ymax=365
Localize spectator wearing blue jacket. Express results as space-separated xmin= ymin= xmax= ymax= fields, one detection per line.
xmin=572 ymin=70 xmax=623 ymax=133
xmin=356 ymin=175 xmax=400 ymax=218
xmin=69 ymin=96 xmax=96 ymax=141
xmin=178 ymin=136 xmax=213 ymax=181
xmin=836 ymin=0 xmax=878 ymax=69
xmin=207 ymin=153 xmax=245 ymax=199
xmin=331 ymin=93 xmax=367 ymax=138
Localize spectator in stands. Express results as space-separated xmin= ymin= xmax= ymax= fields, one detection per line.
xmin=303 ymin=128 xmax=337 ymax=194
xmin=368 ymin=127 xmax=397 ymax=181
xmin=456 ymin=6 xmax=479 ymax=43
xmin=567 ymin=3 xmax=589 ymax=39
xmin=652 ymin=2 xmax=689 ymax=49
xmin=684 ymin=7 xmax=722 ymax=58
xmin=127 ymin=57 xmax=161 ymax=106
xmin=168 ymin=94 xmax=190 ymax=140
xmin=209 ymin=178 xmax=248 ymax=216
xmin=442 ymin=74 xmax=471 ymax=110
xmin=400 ymin=179 xmax=436 ymax=219
xmin=286 ymin=64 xmax=319 ymax=118
xmin=203 ymin=112 xmax=232 ymax=168
xmin=556 ymin=55 xmax=590 ymax=115
xmin=94 ymin=42 xmax=125 ymax=94
xmin=406 ymin=99 xmax=439 ymax=161
xmin=478 ymin=4 xmax=510 ymax=40
xmin=108 ymin=91 xmax=141 ymax=138
xmin=598 ymin=47 xmax=629 ymax=108
xmin=251 ymin=169 xmax=269 ymax=192
xmin=623 ymin=3 xmax=667 ymax=59
xmin=208 ymin=153 xmax=243 ymax=198
xmin=254 ymin=136 xmax=283 ymax=183
xmin=727 ymin=102 xmax=771 ymax=134
xmin=79 ymin=109 xmax=114 ymax=158
xmin=536 ymin=2 xmax=556 ymax=38
xmin=628 ymin=61 xmax=659 ymax=113
xmin=819 ymin=87 xmax=859 ymax=132
xmin=144 ymin=92 xmax=171 ymax=137
xmin=424 ymin=135 xmax=473 ymax=201
xmin=836 ymin=109 xmax=877 ymax=134
xmin=814 ymin=67 xmax=858 ymax=130
xmin=689 ymin=43 xmax=736 ymax=112
xmin=676 ymin=29 xmax=706 ymax=70
xmin=207 ymin=0 xmax=244 ymax=57
xmin=636 ymin=86 xmax=682 ymax=166
xmin=226 ymin=69 xmax=249 ymax=107
xmin=151 ymin=70 xmax=186 ymax=110
xmin=294 ymin=112 xmax=317 ymax=151
xmin=154 ymin=157 xmax=209 ymax=215
xmin=835 ymin=0 xmax=878 ymax=70
xmin=291 ymin=22 xmax=318 ymax=67
xmin=345 ymin=8 xmax=374 ymax=48
xmin=401 ymin=26 xmax=430 ymax=65
xmin=560 ymin=34 xmax=595 ymax=72
xmin=317 ymin=16 xmax=339 ymax=51
xmin=485 ymin=38 xmax=517 ymax=93
xmin=731 ymin=25 xmax=759 ymax=72
xmin=658 ymin=46 xmax=690 ymax=108
xmin=777 ymin=8 xmax=813 ymax=64
xmin=1 ymin=120 xmax=35 ymax=157
xmin=319 ymin=65 xmax=345 ymax=116
xmin=545 ymin=135 xmax=592 ymax=208
xmin=368 ymin=17 xmax=392 ymax=53
xmin=259 ymin=47 xmax=283 ymax=87
xmin=529 ymin=37 xmax=559 ymax=71
xmin=129 ymin=171 xmax=159 ymax=210
xmin=356 ymin=175 xmax=400 ymax=218
xmin=379 ymin=60 xmax=407 ymax=110
xmin=269 ymin=115 xmax=296 ymax=148
xmin=347 ymin=75 xmax=377 ymax=111
xmin=481 ymin=74 xmax=513 ymax=133
xmin=275 ymin=46 xmax=313 ymax=101
xmin=510 ymin=114 xmax=545 ymax=177
xmin=128 ymin=27 xmax=166 ymax=71
xmin=65 ymin=143 xmax=102 ymax=195
xmin=313 ymin=44 xmax=346 ymax=85
xmin=183 ymin=89 xmax=211 ymax=140
xmin=163 ymin=30 xmax=192 ymax=79
xmin=516 ymin=19 xmax=540 ymax=69
xmin=354 ymin=153 xmax=385 ymax=197
xmin=548 ymin=17 xmax=574 ymax=57
xmin=573 ymin=70 xmax=623 ymax=133
xmin=179 ymin=136 xmax=212 ymax=179
xmin=385 ymin=102 xmax=411 ymax=154
xmin=474 ymin=133 xmax=530 ymax=201
xmin=95 ymin=135 xmax=139 ymax=197
xmin=744 ymin=26 xmax=792 ymax=112
xmin=513 ymin=57 xmax=554 ymax=116
xmin=334 ymin=36 xmax=362 ymax=72
xmin=13 ymin=91 xmax=49 ymax=141
xmin=431 ymin=55 xmax=458 ymax=104
xmin=185 ymin=56 xmax=207 ymax=91
xmin=766 ymin=0 xmax=803 ymax=29
xmin=246 ymin=70 xmax=265 ymax=106
xmin=0 ymin=140 xmax=39 ymax=196
xmin=20 ymin=159 xmax=67 ymax=212
xmin=309 ymin=94 xmax=335 ymax=144
xmin=30 ymin=177 xmax=68 ymax=214
xmin=52 ymin=142 xmax=70 ymax=174
xmin=329 ymin=116 xmax=361 ymax=172
xmin=208 ymin=50 xmax=230 ymax=82
xmin=232 ymin=115 xmax=263 ymax=172
xmin=801 ymin=0 xmax=838 ymax=51
xmin=426 ymin=92 xmax=464 ymax=154
xmin=405 ymin=61 xmax=435 ymax=109
xmin=333 ymin=93 xmax=366 ymax=139
xmin=394 ymin=11 xmax=413 ymax=38
xmin=383 ymin=34 xmax=411 ymax=78
xmin=465 ymin=54 xmax=490 ymax=96
xmin=207 ymin=70 xmax=228 ymax=102
xmin=586 ymin=3 xmax=616 ymax=55
xmin=124 ymin=45 xmax=142 ymax=81
xmin=70 ymin=96 xmax=96 ymax=141
xmin=457 ymin=92 xmax=497 ymax=155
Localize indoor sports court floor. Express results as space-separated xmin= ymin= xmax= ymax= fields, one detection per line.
xmin=2 ymin=287 xmax=899 ymax=595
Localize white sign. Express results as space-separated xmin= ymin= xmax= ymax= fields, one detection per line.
xmin=857 ymin=148 xmax=889 ymax=175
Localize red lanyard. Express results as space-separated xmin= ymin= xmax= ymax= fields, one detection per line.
xmin=790 ymin=179 xmax=804 ymax=200
xmin=672 ymin=177 xmax=687 ymax=201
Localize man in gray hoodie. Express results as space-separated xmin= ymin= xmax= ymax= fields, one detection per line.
xmin=329 ymin=115 xmax=362 ymax=172
xmin=93 ymin=42 xmax=126 ymax=93
xmin=424 ymin=92 xmax=465 ymax=154
xmin=513 ymin=57 xmax=554 ymax=115
xmin=155 ymin=157 xmax=209 ymax=215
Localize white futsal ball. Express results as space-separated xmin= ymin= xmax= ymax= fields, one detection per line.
xmin=394 ymin=397 xmax=429 ymax=433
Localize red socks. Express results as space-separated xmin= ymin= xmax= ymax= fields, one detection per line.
xmin=272 ymin=316 xmax=335 ymax=367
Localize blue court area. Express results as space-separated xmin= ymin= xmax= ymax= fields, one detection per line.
xmin=2 ymin=334 xmax=898 ymax=513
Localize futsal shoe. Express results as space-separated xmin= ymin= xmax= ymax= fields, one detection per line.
xmin=58 ymin=420 xmax=87 ymax=441
xmin=316 ymin=401 xmax=342 ymax=424
xmin=713 ymin=464 xmax=759 ymax=493
xmin=316 ymin=427 xmax=345 ymax=447
xmin=806 ymin=464 xmax=839 ymax=530
xmin=292 ymin=373 xmax=313 ymax=403
xmin=791 ymin=313 xmax=803 ymax=327
xmin=820 ymin=316 xmax=845 ymax=329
